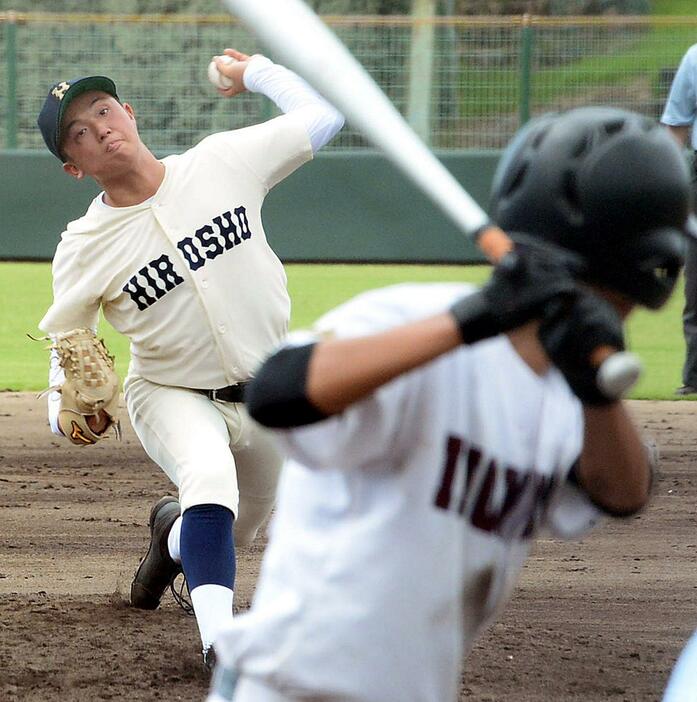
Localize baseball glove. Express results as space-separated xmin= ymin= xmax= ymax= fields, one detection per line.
xmin=50 ymin=329 xmax=121 ymax=445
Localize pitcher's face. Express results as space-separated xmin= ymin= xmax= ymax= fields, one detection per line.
xmin=60 ymin=91 xmax=140 ymax=181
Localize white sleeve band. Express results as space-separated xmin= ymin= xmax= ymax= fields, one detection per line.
xmin=48 ymin=347 xmax=65 ymax=436
xmin=243 ymin=55 xmax=345 ymax=153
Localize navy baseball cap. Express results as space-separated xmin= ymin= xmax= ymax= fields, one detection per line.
xmin=37 ymin=76 xmax=119 ymax=161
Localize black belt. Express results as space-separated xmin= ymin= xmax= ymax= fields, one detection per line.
xmin=197 ymin=381 xmax=250 ymax=403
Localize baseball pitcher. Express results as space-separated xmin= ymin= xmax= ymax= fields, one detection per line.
xmin=36 ymin=48 xmax=344 ymax=669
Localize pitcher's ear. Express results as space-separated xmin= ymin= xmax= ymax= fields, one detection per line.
xmin=63 ymin=161 xmax=84 ymax=180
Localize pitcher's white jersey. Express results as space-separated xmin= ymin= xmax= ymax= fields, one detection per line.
xmin=215 ymin=282 xmax=601 ymax=702
xmin=39 ymin=112 xmax=311 ymax=388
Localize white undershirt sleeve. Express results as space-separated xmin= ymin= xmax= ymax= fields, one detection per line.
xmin=47 ymin=347 xmax=65 ymax=436
xmin=243 ymin=55 xmax=345 ymax=153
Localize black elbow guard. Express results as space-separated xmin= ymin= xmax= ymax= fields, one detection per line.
xmin=246 ymin=343 xmax=329 ymax=428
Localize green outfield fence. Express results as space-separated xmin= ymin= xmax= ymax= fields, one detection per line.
xmin=2 ymin=13 xmax=697 ymax=153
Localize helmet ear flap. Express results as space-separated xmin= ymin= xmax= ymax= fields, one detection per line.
xmin=610 ymin=228 xmax=686 ymax=309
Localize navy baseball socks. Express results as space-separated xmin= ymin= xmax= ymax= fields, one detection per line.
xmin=177 ymin=503 xmax=237 ymax=670
xmin=131 ymin=500 xmax=236 ymax=669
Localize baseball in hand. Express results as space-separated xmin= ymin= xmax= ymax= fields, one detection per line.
xmin=207 ymin=55 xmax=237 ymax=89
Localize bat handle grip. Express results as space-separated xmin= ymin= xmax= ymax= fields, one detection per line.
xmin=475 ymin=224 xmax=642 ymax=400
xmin=476 ymin=224 xmax=514 ymax=262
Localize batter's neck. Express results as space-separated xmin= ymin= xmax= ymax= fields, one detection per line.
xmin=506 ymin=321 xmax=551 ymax=376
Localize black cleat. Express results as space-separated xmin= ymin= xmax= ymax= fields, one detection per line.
xmin=130 ymin=496 xmax=182 ymax=609
xmin=675 ymin=385 xmax=697 ymax=396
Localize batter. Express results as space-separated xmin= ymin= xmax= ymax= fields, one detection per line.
xmin=208 ymin=107 xmax=694 ymax=701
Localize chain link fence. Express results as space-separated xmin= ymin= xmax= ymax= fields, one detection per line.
xmin=1 ymin=12 xmax=696 ymax=153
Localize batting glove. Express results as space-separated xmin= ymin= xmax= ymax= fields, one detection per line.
xmin=450 ymin=246 xmax=576 ymax=344
xmin=538 ymin=290 xmax=625 ymax=405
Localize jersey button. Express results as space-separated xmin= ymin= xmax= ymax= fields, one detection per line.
xmin=201 ymin=279 xmax=209 ymax=289
xmin=218 ymin=324 xmax=226 ymax=334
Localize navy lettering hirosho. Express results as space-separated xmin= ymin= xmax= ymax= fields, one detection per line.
xmin=123 ymin=206 xmax=253 ymax=310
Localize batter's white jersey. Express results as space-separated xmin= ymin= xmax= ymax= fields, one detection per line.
xmin=215 ymin=283 xmax=601 ymax=702
xmin=663 ymin=629 xmax=697 ymax=702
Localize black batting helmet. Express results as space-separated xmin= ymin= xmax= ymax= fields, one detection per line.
xmin=490 ymin=106 xmax=694 ymax=309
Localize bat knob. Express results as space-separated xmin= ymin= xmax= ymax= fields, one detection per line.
xmin=596 ymin=351 xmax=642 ymax=399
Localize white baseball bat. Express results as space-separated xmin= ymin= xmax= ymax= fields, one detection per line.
xmin=221 ymin=0 xmax=641 ymax=399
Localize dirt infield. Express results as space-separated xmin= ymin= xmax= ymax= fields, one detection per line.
xmin=0 ymin=393 xmax=695 ymax=701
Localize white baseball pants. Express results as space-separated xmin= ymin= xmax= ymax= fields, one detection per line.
xmin=124 ymin=374 xmax=282 ymax=546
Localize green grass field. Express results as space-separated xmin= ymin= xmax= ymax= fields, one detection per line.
xmin=0 ymin=261 xmax=687 ymax=399
xmin=654 ymin=0 xmax=697 ymax=15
